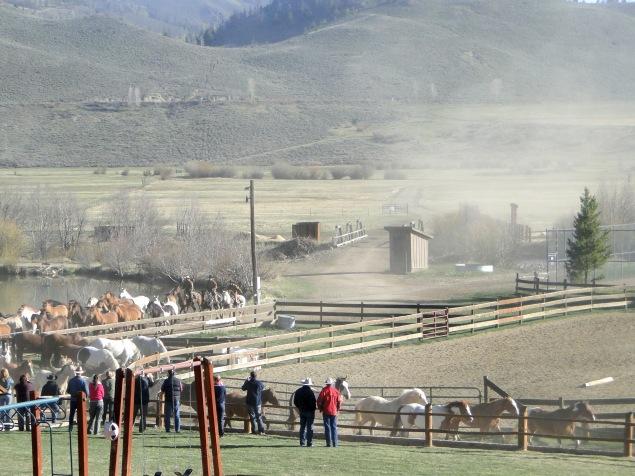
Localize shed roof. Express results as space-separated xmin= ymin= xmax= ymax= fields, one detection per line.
xmin=384 ymin=225 xmax=433 ymax=240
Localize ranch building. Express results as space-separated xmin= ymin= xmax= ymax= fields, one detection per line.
xmin=384 ymin=224 xmax=433 ymax=274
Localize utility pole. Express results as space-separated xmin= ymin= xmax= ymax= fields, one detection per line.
xmin=247 ymin=180 xmax=259 ymax=304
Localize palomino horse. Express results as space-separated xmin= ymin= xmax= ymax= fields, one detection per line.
xmin=225 ymin=388 xmax=281 ymax=431
xmin=286 ymin=377 xmax=351 ymax=430
xmin=393 ymin=400 xmax=474 ymax=439
xmin=40 ymin=301 xmax=68 ymax=319
xmin=446 ymin=397 xmax=520 ymax=440
xmin=112 ymin=302 xmax=143 ymax=329
xmin=354 ymin=388 xmax=428 ymax=435
xmin=528 ymin=401 xmax=596 ymax=448
xmin=32 ymin=313 xmax=69 ymax=333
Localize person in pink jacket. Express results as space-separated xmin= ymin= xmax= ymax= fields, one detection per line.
xmin=87 ymin=374 xmax=105 ymax=435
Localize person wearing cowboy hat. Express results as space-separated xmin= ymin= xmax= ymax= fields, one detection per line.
xmin=67 ymin=366 xmax=89 ymax=432
xmin=317 ymin=377 xmax=342 ymax=447
xmin=41 ymin=374 xmax=61 ymax=423
xmin=293 ymin=377 xmax=317 ymax=447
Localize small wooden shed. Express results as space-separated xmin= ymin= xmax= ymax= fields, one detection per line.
xmin=384 ymin=225 xmax=433 ymax=274
xmin=292 ymin=222 xmax=321 ymax=241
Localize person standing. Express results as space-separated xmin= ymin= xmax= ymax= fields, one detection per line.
xmin=317 ymin=377 xmax=342 ymax=448
xmin=14 ymin=374 xmax=35 ymax=431
xmin=160 ymin=370 xmax=182 ymax=433
xmin=40 ymin=375 xmax=61 ymax=423
xmin=213 ymin=375 xmax=226 ymax=437
xmin=0 ymin=368 xmax=14 ymax=431
xmin=87 ymin=374 xmax=104 ymax=435
xmin=101 ymin=371 xmax=115 ymax=425
xmin=294 ymin=378 xmax=317 ymax=447
xmin=67 ymin=367 xmax=89 ymax=432
xmin=241 ymin=370 xmax=265 ymax=435
xmin=133 ymin=372 xmax=154 ymax=432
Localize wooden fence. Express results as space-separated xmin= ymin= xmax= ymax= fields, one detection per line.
xmin=332 ymin=220 xmax=367 ymax=247
xmin=129 ymin=287 xmax=632 ymax=376
xmin=515 ymin=273 xmax=616 ymax=294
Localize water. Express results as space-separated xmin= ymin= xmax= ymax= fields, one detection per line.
xmin=0 ymin=274 xmax=167 ymax=315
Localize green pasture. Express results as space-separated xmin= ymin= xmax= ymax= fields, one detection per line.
xmin=0 ymin=164 xmax=622 ymax=235
xmin=1 ymin=430 xmax=632 ymax=476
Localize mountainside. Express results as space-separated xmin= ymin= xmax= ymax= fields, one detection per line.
xmin=2 ymin=0 xmax=264 ymax=37
xmin=1 ymin=0 xmax=635 ymax=167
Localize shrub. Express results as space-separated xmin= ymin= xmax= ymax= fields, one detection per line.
xmin=271 ymin=163 xmax=330 ymax=180
xmin=142 ymin=169 xmax=153 ymax=177
xmin=156 ymin=167 xmax=175 ymax=180
xmin=120 ymin=169 xmax=129 ymax=176
xmin=0 ymin=219 xmax=24 ymax=265
xmin=93 ymin=167 xmax=107 ymax=175
xmin=243 ymin=169 xmax=265 ymax=179
xmin=384 ymin=170 xmax=407 ymax=180
xmin=271 ymin=162 xmax=296 ymax=179
xmin=184 ymin=161 xmax=236 ymax=178
xmin=348 ymin=164 xmax=375 ymax=180
xmin=330 ymin=167 xmax=349 ymax=180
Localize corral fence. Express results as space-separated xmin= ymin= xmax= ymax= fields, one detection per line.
xmin=515 ymin=273 xmax=616 ymax=294
xmin=129 ymin=287 xmax=632 ymax=378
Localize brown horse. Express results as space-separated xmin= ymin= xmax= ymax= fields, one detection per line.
xmin=225 ymin=388 xmax=281 ymax=431
xmin=13 ymin=332 xmax=44 ymax=361
xmin=528 ymin=402 xmax=596 ymax=448
xmin=68 ymin=300 xmax=88 ymax=327
xmin=112 ymin=302 xmax=143 ymax=328
xmin=6 ymin=360 xmax=35 ymax=382
xmin=88 ymin=306 xmax=119 ymax=329
xmin=40 ymin=301 xmax=68 ymax=319
xmin=42 ymin=333 xmax=88 ymax=365
xmin=33 ymin=313 xmax=69 ymax=333
xmin=0 ymin=323 xmax=10 ymax=336
xmin=446 ymin=397 xmax=520 ymax=441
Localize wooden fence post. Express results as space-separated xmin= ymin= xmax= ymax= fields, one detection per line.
xmin=109 ymin=368 xmax=125 ymax=476
xmin=30 ymin=391 xmax=42 ymax=476
xmin=424 ymin=403 xmax=433 ymax=447
xmin=360 ymin=302 xmax=364 ymax=344
xmin=329 ymin=331 xmax=334 ymax=349
xmin=390 ymin=317 xmax=395 ymax=348
xmin=483 ymin=376 xmax=489 ymax=403
xmin=77 ymin=391 xmax=89 ymax=476
xmin=625 ymin=285 xmax=629 ymax=312
xmin=624 ymin=412 xmax=633 ymax=458
xmin=193 ymin=357 xmax=212 ymax=476
xmin=121 ymin=369 xmax=135 ymax=476
xmin=518 ymin=407 xmax=528 ymax=451
xmin=515 ymin=273 xmax=519 ymax=295
xmin=202 ymin=359 xmax=223 ymax=476
xmin=156 ymin=392 xmax=164 ymax=429
xmin=319 ymin=301 xmax=323 ymax=328
xmin=297 ymin=336 xmax=302 ymax=363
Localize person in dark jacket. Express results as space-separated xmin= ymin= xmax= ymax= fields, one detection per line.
xmin=160 ymin=370 xmax=182 ymax=433
xmin=14 ymin=374 xmax=35 ymax=431
xmin=101 ymin=371 xmax=115 ymax=424
xmin=213 ymin=375 xmax=226 ymax=437
xmin=40 ymin=375 xmax=61 ymax=423
xmin=241 ymin=371 xmax=265 ymax=435
xmin=67 ymin=367 xmax=89 ymax=432
xmin=133 ymin=372 xmax=154 ymax=432
xmin=294 ymin=378 xmax=317 ymax=447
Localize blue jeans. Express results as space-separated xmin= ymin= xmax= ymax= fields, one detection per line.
xmin=68 ymin=401 xmax=78 ymax=431
xmin=323 ymin=415 xmax=338 ymax=447
xmin=216 ymin=405 xmax=225 ymax=436
xmin=247 ymin=404 xmax=264 ymax=434
xmin=164 ymin=400 xmax=180 ymax=432
xmin=0 ymin=394 xmax=10 ymax=427
xmin=299 ymin=411 xmax=315 ymax=446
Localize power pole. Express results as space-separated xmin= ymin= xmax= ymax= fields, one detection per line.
xmin=248 ymin=180 xmax=259 ymax=304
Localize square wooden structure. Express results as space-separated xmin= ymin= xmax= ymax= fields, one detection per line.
xmin=292 ymin=221 xmax=321 ymax=241
xmin=384 ymin=225 xmax=433 ymax=274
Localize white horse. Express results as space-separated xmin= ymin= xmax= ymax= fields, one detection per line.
xmin=394 ymin=401 xmax=474 ymax=439
xmin=18 ymin=304 xmax=40 ymax=328
xmin=77 ymin=346 xmax=119 ymax=374
xmin=91 ymin=337 xmax=141 ymax=367
xmin=221 ymin=291 xmax=233 ymax=308
xmin=131 ymin=336 xmax=170 ymax=364
xmin=234 ymin=294 xmax=247 ymax=308
xmin=0 ymin=345 xmax=11 ymax=366
xmin=162 ymin=299 xmax=178 ymax=316
xmin=86 ymin=297 xmax=99 ymax=307
xmin=120 ymin=288 xmax=150 ymax=311
xmin=1 ymin=315 xmax=23 ymax=333
xmin=354 ymin=388 xmax=428 ymax=435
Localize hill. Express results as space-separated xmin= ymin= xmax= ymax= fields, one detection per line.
xmin=1 ymin=0 xmax=635 ymax=167
xmin=2 ymin=0 xmax=264 ymax=37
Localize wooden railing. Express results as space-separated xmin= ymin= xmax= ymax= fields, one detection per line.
xmin=515 ymin=273 xmax=616 ymax=294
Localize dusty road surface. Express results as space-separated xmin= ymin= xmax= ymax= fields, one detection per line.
xmin=259 ymin=311 xmax=635 ymax=401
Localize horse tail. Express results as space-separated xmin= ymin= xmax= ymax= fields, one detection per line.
xmin=391 ymin=404 xmax=406 ymax=436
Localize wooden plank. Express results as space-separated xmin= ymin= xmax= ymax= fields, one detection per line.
xmin=30 ymin=391 xmax=42 ymax=476
xmin=77 ymin=391 xmax=89 ymax=476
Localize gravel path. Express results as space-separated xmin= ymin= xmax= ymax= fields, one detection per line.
xmin=259 ymin=311 xmax=635 ymax=401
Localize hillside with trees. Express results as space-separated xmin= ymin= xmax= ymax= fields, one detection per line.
xmin=1 ymin=0 xmax=635 ymax=167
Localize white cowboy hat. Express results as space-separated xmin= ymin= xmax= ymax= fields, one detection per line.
xmin=74 ymin=366 xmax=85 ymax=375
xmin=301 ymin=378 xmax=313 ymax=386
xmin=325 ymin=377 xmax=335 ymax=385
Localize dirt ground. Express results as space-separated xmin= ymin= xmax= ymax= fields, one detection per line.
xmin=259 ymin=311 xmax=635 ymax=401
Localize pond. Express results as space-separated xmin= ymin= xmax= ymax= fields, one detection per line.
xmin=0 ymin=274 xmax=167 ymax=315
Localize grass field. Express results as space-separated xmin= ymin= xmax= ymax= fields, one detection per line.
xmin=2 ymin=430 xmax=633 ymax=476
xmin=0 ymin=164 xmax=623 ymax=235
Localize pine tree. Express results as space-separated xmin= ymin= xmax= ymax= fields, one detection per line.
xmin=566 ymin=188 xmax=611 ymax=284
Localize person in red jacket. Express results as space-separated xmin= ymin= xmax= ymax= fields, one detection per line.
xmin=87 ymin=374 xmax=104 ymax=435
xmin=316 ymin=377 xmax=342 ymax=447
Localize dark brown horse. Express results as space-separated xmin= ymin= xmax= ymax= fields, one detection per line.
xmin=14 ymin=332 xmax=44 ymax=361
xmin=42 ymin=333 xmax=88 ymax=365
xmin=68 ymin=300 xmax=88 ymax=327
xmin=446 ymin=397 xmax=520 ymax=440
xmin=528 ymin=402 xmax=596 ymax=448
xmin=225 ymin=388 xmax=281 ymax=431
